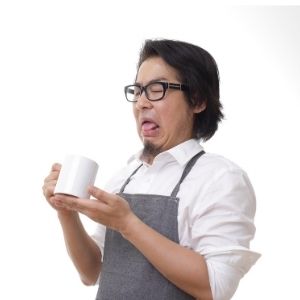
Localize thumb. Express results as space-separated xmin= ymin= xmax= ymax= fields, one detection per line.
xmin=88 ymin=186 xmax=111 ymax=204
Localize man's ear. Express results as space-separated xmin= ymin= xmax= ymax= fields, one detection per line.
xmin=193 ymin=101 xmax=206 ymax=113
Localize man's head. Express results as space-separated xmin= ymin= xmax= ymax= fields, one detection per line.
xmin=126 ymin=39 xmax=223 ymax=162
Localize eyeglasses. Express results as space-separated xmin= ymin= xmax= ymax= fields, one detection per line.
xmin=124 ymin=81 xmax=188 ymax=102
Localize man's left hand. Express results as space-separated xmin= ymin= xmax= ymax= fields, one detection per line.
xmin=53 ymin=186 xmax=135 ymax=234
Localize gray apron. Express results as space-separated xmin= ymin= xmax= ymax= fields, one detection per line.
xmin=96 ymin=151 xmax=205 ymax=300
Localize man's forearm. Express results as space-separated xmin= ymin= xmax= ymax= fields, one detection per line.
xmin=58 ymin=211 xmax=102 ymax=285
xmin=121 ymin=215 xmax=213 ymax=300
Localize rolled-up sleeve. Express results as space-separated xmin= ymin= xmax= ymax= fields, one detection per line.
xmin=189 ymin=168 xmax=261 ymax=300
xmin=91 ymin=223 xmax=106 ymax=260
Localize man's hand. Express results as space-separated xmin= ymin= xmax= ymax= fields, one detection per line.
xmin=53 ymin=186 xmax=137 ymax=234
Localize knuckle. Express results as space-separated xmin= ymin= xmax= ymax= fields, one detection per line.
xmin=93 ymin=188 xmax=103 ymax=199
xmin=52 ymin=163 xmax=61 ymax=171
xmin=44 ymin=185 xmax=55 ymax=199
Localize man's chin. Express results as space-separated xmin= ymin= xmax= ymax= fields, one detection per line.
xmin=141 ymin=141 xmax=162 ymax=161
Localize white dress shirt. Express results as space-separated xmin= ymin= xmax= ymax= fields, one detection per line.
xmin=92 ymin=139 xmax=260 ymax=300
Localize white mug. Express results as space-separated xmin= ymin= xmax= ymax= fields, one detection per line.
xmin=54 ymin=154 xmax=99 ymax=198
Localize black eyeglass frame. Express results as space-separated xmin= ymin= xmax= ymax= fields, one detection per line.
xmin=124 ymin=81 xmax=188 ymax=102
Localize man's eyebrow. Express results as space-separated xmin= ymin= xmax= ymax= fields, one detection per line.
xmin=135 ymin=77 xmax=168 ymax=85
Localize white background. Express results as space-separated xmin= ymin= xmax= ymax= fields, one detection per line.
xmin=0 ymin=2 xmax=299 ymax=299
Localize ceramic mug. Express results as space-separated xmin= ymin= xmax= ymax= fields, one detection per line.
xmin=54 ymin=154 xmax=99 ymax=198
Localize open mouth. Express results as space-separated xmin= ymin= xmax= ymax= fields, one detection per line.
xmin=141 ymin=120 xmax=159 ymax=137
xmin=142 ymin=121 xmax=159 ymax=131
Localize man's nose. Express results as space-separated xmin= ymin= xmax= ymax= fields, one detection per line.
xmin=135 ymin=92 xmax=153 ymax=109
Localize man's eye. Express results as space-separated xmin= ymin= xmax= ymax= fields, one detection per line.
xmin=149 ymin=84 xmax=163 ymax=93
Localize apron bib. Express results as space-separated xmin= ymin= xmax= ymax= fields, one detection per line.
xmin=96 ymin=151 xmax=205 ymax=300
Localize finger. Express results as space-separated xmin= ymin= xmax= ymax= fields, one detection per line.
xmin=51 ymin=163 xmax=61 ymax=171
xmin=54 ymin=194 xmax=100 ymax=213
xmin=42 ymin=177 xmax=56 ymax=195
xmin=44 ymin=172 xmax=59 ymax=183
xmin=43 ymin=164 xmax=61 ymax=185
xmin=50 ymin=196 xmax=65 ymax=208
xmin=43 ymin=185 xmax=54 ymax=199
xmin=54 ymin=195 xmax=111 ymax=222
xmin=43 ymin=177 xmax=57 ymax=191
xmin=88 ymin=186 xmax=112 ymax=204
xmin=44 ymin=166 xmax=61 ymax=183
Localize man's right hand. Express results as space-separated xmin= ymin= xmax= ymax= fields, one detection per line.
xmin=42 ymin=163 xmax=74 ymax=215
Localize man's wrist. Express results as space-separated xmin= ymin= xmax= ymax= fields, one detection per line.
xmin=120 ymin=213 xmax=141 ymax=240
xmin=57 ymin=209 xmax=79 ymax=221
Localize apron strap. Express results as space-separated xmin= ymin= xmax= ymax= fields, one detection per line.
xmin=119 ymin=150 xmax=205 ymax=196
xmin=171 ymin=150 xmax=205 ymax=198
xmin=119 ymin=163 xmax=143 ymax=193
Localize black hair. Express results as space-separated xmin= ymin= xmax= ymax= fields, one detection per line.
xmin=137 ymin=39 xmax=224 ymax=141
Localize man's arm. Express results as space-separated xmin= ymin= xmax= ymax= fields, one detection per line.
xmin=122 ymin=213 xmax=213 ymax=300
xmin=54 ymin=187 xmax=212 ymax=299
xmin=43 ymin=163 xmax=102 ymax=286
xmin=56 ymin=210 xmax=102 ymax=285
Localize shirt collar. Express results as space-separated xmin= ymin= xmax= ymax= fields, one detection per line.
xmin=127 ymin=139 xmax=204 ymax=167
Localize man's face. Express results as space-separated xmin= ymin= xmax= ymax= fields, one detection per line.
xmin=133 ymin=56 xmax=199 ymax=161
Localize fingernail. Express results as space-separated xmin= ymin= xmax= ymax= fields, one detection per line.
xmin=88 ymin=186 xmax=95 ymax=192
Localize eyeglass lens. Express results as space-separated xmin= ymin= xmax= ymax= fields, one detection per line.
xmin=126 ymin=82 xmax=165 ymax=102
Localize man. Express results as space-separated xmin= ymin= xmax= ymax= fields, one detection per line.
xmin=43 ymin=39 xmax=260 ymax=299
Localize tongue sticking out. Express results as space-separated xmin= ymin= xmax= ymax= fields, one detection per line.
xmin=141 ymin=121 xmax=159 ymax=137
xmin=142 ymin=121 xmax=158 ymax=131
